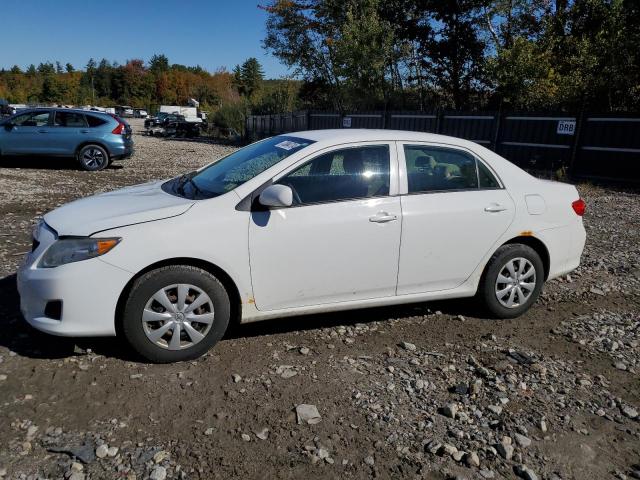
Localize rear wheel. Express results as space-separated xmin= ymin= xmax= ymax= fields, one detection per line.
xmin=77 ymin=144 xmax=109 ymax=171
xmin=122 ymin=266 xmax=230 ymax=363
xmin=478 ymin=244 xmax=544 ymax=318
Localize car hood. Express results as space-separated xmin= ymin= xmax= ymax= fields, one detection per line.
xmin=44 ymin=181 xmax=195 ymax=236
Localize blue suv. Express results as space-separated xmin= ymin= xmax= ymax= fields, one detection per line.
xmin=0 ymin=108 xmax=134 ymax=171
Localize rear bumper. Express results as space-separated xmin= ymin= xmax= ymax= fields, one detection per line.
xmin=110 ymin=140 xmax=134 ymax=160
xmin=539 ymin=220 xmax=586 ymax=280
xmin=112 ymin=147 xmax=134 ymax=160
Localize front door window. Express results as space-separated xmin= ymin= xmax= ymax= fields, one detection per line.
xmin=278 ymin=145 xmax=390 ymax=205
xmin=13 ymin=111 xmax=50 ymax=127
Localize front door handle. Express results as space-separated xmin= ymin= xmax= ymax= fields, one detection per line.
xmin=38 ymin=129 xmax=48 ymax=134
xmin=369 ymin=211 xmax=398 ymax=223
xmin=484 ymin=203 xmax=507 ymax=213
xmin=80 ymin=129 xmax=89 ymax=133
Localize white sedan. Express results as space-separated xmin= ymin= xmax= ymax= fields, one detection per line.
xmin=18 ymin=130 xmax=586 ymax=362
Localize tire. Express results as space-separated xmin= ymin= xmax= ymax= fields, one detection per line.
xmin=77 ymin=144 xmax=109 ymax=171
xmin=122 ymin=265 xmax=230 ymax=363
xmin=478 ymin=244 xmax=545 ymax=319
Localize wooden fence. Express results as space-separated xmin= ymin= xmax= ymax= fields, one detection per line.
xmin=245 ymin=110 xmax=640 ymax=182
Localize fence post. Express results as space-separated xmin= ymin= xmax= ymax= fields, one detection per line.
xmin=568 ymin=108 xmax=585 ymax=178
xmin=305 ymin=110 xmax=311 ymax=130
xmin=435 ymin=108 xmax=444 ymax=134
xmin=492 ymin=103 xmax=504 ymax=153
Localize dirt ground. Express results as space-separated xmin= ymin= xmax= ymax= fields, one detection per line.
xmin=0 ymin=120 xmax=638 ymax=480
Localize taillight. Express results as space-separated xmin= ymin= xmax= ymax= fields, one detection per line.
xmin=572 ymin=198 xmax=586 ymax=216
xmin=111 ymin=123 xmax=124 ymax=135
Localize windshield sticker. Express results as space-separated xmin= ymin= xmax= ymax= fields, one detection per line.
xmin=275 ymin=140 xmax=301 ymax=150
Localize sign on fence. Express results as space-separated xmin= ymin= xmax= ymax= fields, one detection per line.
xmin=557 ymin=120 xmax=576 ymax=135
xmin=342 ymin=117 xmax=352 ymax=128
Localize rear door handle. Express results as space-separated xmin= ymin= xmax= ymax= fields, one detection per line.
xmin=369 ymin=212 xmax=398 ymax=223
xmin=80 ymin=130 xmax=89 ymax=133
xmin=484 ymin=203 xmax=507 ymax=213
xmin=38 ymin=129 xmax=48 ymax=134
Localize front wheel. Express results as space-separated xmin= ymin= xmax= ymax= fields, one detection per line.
xmin=122 ymin=266 xmax=230 ymax=363
xmin=478 ymin=244 xmax=544 ymax=319
xmin=77 ymin=144 xmax=109 ymax=171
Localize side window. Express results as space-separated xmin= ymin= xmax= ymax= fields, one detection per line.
xmin=279 ymin=145 xmax=390 ymax=205
xmin=404 ymin=145 xmax=478 ymax=193
xmin=86 ymin=115 xmax=107 ymax=127
xmin=14 ymin=111 xmax=50 ymax=127
xmin=478 ymin=160 xmax=501 ymax=188
xmin=11 ymin=113 xmax=32 ymax=126
xmin=54 ymin=111 xmax=87 ymax=127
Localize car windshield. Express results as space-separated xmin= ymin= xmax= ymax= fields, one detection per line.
xmin=163 ymin=136 xmax=314 ymax=200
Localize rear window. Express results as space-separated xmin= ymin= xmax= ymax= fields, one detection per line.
xmin=86 ymin=115 xmax=108 ymax=127
xmin=108 ymin=113 xmax=128 ymax=126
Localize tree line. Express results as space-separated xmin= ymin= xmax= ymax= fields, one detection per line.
xmin=263 ymin=0 xmax=640 ymax=112
xmin=2 ymin=0 xmax=638 ymax=120
xmin=0 ymin=55 xmax=237 ymax=109
xmin=0 ymin=55 xmax=300 ymax=131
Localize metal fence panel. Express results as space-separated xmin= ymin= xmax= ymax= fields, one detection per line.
xmin=441 ymin=114 xmax=496 ymax=146
xmin=573 ymin=115 xmax=640 ymax=179
xmin=245 ymin=109 xmax=640 ymax=182
xmin=497 ymin=115 xmax=576 ymax=171
xmin=309 ymin=112 xmax=341 ymax=129
xmin=387 ymin=112 xmax=437 ymax=132
xmin=342 ymin=112 xmax=384 ymax=129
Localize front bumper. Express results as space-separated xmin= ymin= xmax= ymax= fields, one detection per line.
xmin=18 ymin=248 xmax=131 ymax=337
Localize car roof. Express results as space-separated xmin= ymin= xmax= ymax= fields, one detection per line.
xmin=22 ymin=107 xmax=113 ymax=117
xmin=288 ymin=129 xmax=465 ymax=143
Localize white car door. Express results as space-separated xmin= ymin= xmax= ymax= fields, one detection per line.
xmin=397 ymin=142 xmax=515 ymax=294
xmin=249 ymin=142 xmax=401 ymax=311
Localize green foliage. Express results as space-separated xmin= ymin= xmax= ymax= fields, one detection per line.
xmin=2 ymin=1 xmax=639 ymax=114
xmin=213 ymin=101 xmax=248 ymax=132
xmin=233 ymin=58 xmax=265 ymax=99
xmin=0 ymin=55 xmax=237 ymax=111
xmin=149 ymin=54 xmax=170 ymax=74
xmin=251 ymin=79 xmax=301 ymax=114
xmin=263 ymin=0 xmax=640 ymax=112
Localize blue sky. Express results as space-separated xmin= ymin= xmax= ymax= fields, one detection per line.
xmin=1 ymin=0 xmax=290 ymax=78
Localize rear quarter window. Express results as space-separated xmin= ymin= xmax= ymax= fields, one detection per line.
xmin=86 ymin=115 xmax=108 ymax=127
xmin=478 ymin=160 xmax=501 ymax=188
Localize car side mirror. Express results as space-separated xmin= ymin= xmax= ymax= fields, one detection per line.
xmin=3 ymin=122 xmax=14 ymax=131
xmin=258 ymin=184 xmax=293 ymax=208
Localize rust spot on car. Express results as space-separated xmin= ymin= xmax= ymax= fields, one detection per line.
xmin=247 ymin=297 xmax=255 ymax=304
xmin=520 ymin=230 xmax=534 ymax=236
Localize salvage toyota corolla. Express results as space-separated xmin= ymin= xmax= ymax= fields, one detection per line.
xmin=18 ymin=130 xmax=586 ymax=362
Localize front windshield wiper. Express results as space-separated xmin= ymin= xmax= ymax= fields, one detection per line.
xmin=175 ymin=172 xmax=207 ymax=199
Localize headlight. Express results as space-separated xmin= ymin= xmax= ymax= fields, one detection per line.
xmin=39 ymin=237 xmax=121 ymax=268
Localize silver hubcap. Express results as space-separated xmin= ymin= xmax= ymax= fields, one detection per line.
xmin=82 ymin=148 xmax=106 ymax=168
xmin=142 ymin=284 xmax=214 ymax=350
xmin=495 ymin=257 xmax=536 ymax=308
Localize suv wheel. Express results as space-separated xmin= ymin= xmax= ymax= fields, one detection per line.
xmin=478 ymin=244 xmax=544 ymax=318
xmin=122 ymin=266 xmax=231 ymax=363
xmin=77 ymin=144 xmax=109 ymax=171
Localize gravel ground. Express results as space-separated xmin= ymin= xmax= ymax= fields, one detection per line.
xmin=0 ymin=120 xmax=638 ymax=480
